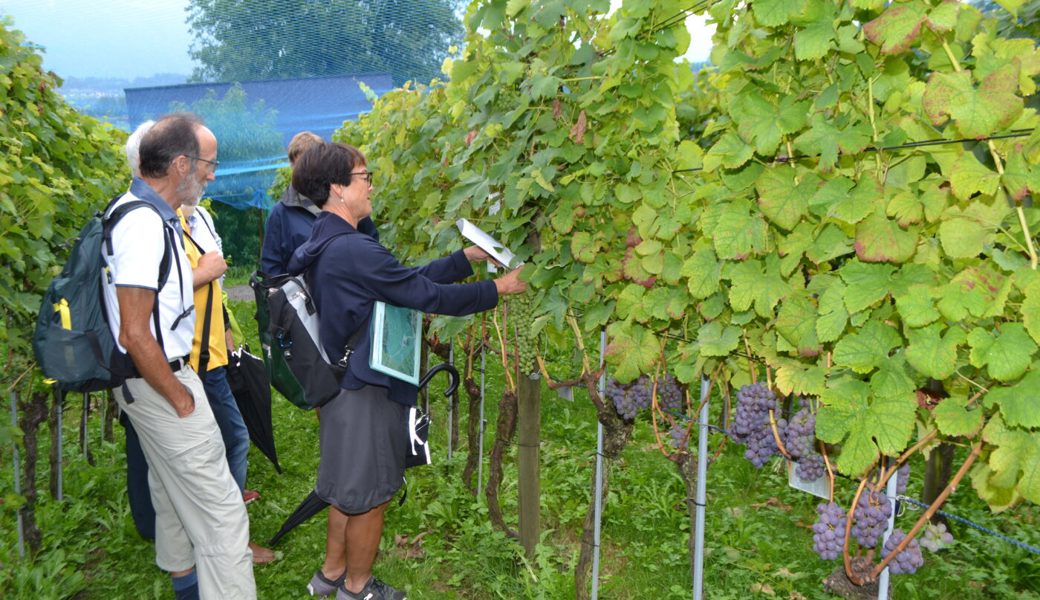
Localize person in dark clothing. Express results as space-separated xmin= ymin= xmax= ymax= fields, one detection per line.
xmin=288 ymin=141 xmax=525 ymax=600
xmin=260 ymin=131 xmax=378 ymax=275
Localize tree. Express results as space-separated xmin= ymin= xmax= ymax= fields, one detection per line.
xmin=187 ymin=0 xmax=466 ymax=86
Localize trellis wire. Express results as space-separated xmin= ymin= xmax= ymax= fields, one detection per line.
xmin=671 ymin=129 xmax=1036 ymax=175
xmin=895 ymin=495 xmax=1040 ymax=556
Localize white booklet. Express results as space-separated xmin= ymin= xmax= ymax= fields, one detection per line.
xmin=456 ymin=217 xmax=520 ymax=269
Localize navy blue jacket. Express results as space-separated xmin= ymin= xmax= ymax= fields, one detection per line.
xmin=261 ymin=186 xmax=378 ymax=275
xmin=287 ymin=212 xmax=498 ymax=405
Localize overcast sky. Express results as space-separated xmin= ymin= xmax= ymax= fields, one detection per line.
xmin=0 ymin=0 xmax=713 ymax=80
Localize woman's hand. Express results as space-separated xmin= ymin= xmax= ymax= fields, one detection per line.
xmin=494 ymin=267 xmax=527 ymax=296
xmin=463 ymin=245 xmax=493 ymax=263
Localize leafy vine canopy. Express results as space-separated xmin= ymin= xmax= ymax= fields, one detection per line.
xmin=334 ymin=0 xmax=1039 ymax=510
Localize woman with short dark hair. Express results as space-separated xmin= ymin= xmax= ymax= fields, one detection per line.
xmin=288 ymin=141 xmax=525 ymax=600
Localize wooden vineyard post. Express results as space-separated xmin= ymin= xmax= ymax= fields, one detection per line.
xmin=517 ymin=371 xmax=541 ymax=559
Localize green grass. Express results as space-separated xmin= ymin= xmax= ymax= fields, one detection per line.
xmin=2 ymin=299 xmax=1040 ymax=598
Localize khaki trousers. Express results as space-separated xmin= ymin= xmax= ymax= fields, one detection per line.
xmin=115 ymin=367 xmax=256 ymax=600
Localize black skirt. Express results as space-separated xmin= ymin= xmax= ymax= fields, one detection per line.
xmin=315 ymin=386 xmax=408 ymax=514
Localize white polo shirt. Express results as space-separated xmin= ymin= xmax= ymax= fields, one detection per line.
xmin=102 ymin=178 xmax=196 ymax=360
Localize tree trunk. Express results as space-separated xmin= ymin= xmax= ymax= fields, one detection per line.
xmin=922 ymin=443 xmax=955 ymax=527
xmin=19 ymin=390 xmax=47 ymax=554
xmin=575 ymin=405 xmax=632 ymax=600
xmin=48 ymin=388 xmax=62 ymax=498
xmin=517 ymin=373 xmax=541 ymax=559
xmin=461 ymin=374 xmax=482 ymax=494
xmin=485 ymin=389 xmax=519 ymax=539
xmin=676 ymin=452 xmax=698 ymax=590
xmin=102 ymin=390 xmax=117 ymax=443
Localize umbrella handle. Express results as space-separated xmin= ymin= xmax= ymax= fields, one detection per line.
xmin=417 ymin=363 xmax=459 ymax=397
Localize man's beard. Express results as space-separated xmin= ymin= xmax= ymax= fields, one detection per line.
xmin=177 ymin=170 xmax=206 ymax=207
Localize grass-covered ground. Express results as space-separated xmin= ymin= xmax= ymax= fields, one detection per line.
xmin=2 ymin=296 xmax=1039 ymax=599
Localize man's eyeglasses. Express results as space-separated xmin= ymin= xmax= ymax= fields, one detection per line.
xmin=351 ymin=171 xmax=374 ymax=184
xmin=187 ymin=155 xmax=220 ymax=170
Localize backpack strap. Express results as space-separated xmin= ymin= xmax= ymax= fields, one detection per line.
xmin=102 ymin=199 xmax=179 ymax=354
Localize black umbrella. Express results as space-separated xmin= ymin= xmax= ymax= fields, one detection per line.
xmin=227 ymin=346 xmax=282 ymax=473
xmin=268 ymin=363 xmax=458 ymax=546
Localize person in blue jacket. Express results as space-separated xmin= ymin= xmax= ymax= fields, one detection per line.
xmin=287 ymin=141 xmax=525 ymax=600
xmin=259 ymin=131 xmax=379 ymax=275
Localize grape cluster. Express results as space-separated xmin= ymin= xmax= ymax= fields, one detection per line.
xmin=784 ymin=404 xmax=816 ymax=459
xmin=881 ymin=529 xmax=925 ymax=574
xmin=896 ymin=463 xmax=910 ymax=495
xmin=605 ymin=378 xmax=651 ymax=421
xmin=851 ymin=491 xmax=893 ymax=549
xmin=796 ymin=452 xmax=826 ymax=482
xmin=656 ymin=374 xmax=684 ymax=412
xmin=745 ymin=418 xmax=784 ymax=467
xmin=812 ymin=502 xmax=847 ymax=560
xmin=509 ymin=295 xmax=537 ymax=375
xmin=669 ymin=422 xmax=688 ymax=450
xmin=919 ymin=522 xmax=954 ymax=552
xmin=731 ymin=383 xmax=783 ymax=468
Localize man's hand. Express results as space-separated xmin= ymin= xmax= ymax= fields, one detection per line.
xmin=494 ymin=267 xmax=527 ymax=296
xmin=194 ymin=251 xmax=228 ymax=288
xmin=173 ymin=384 xmax=196 ymax=418
xmin=117 ymin=286 xmax=196 ymax=417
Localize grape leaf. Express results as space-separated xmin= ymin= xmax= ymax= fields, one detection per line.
xmin=703 ymin=131 xmax=754 ymax=171
xmin=855 ymin=211 xmax=918 ymax=263
xmin=933 ymin=395 xmax=984 ymax=437
xmin=894 ymin=286 xmax=940 ymax=327
xmin=863 ymin=1 xmax=929 ymax=55
xmin=949 ymin=152 xmax=1000 ymax=201
xmin=967 ymin=323 xmax=1036 ymax=382
xmin=774 ymin=358 xmax=827 ymax=397
xmin=817 ymin=378 xmax=917 ymax=476
xmin=681 ymin=248 xmax=721 ymax=299
xmin=984 ymin=369 xmax=1040 ymax=428
xmin=724 ymin=256 xmax=792 ymax=317
xmin=992 ymin=0 xmax=1025 ymax=16
xmin=696 ymin=321 xmax=741 ymax=357
xmin=1021 ymin=281 xmax=1040 ymax=345
xmin=840 ymin=261 xmax=895 ymax=313
xmin=982 ymin=414 xmax=1040 ymax=504
xmin=805 ymin=224 xmax=854 ymax=265
xmin=870 ymin=356 xmax=916 ymax=399
xmin=816 ymin=280 xmax=849 ymax=342
xmin=775 ymin=293 xmax=821 ymax=356
xmin=753 ymin=0 xmax=805 ymax=27
xmin=605 ymin=322 xmax=661 ymax=383
xmin=794 ymin=18 xmax=836 ymax=61
xmin=938 ymin=204 xmax=1001 ymax=258
xmin=733 ymin=92 xmax=810 ymax=155
xmin=905 ymin=323 xmax=966 ymax=380
xmin=755 ymin=165 xmax=808 ymax=231
xmin=833 ymin=320 xmax=902 ymax=374
xmin=826 ymin=176 xmax=880 ymax=225
xmin=712 ymin=200 xmax=768 ymax=259
xmin=676 ymin=140 xmax=704 ymax=171
xmin=922 ymin=66 xmax=1024 ymax=139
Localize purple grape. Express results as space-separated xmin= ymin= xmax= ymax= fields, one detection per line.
xmin=851 ymin=491 xmax=892 ymax=549
xmin=812 ymin=502 xmax=847 ymax=560
xmin=896 ymin=463 xmax=910 ymax=495
xmin=796 ymin=452 xmax=826 ymax=482
xmin=669 ymin=422 xmax=688 ymax=450
xmin=882 ymin=529 xmax=925 ymax=574
xmin=784 ymin=405 xmax=816 ymax=459
xmin=656 ymin=374 xmax=684 ymax=412
xmin=606 ymin=378 xmax=651 ymax=420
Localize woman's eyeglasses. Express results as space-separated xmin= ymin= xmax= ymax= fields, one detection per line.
xmin=350 ymin=171 xmax=374 ymax=184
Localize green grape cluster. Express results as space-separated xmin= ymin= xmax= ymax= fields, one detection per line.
xmin=510 ymin=295 xmax=538 ymax=376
